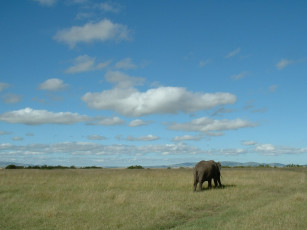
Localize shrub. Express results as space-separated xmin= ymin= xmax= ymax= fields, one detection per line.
xmin=127 ymin=165 xmax=144 ymax=169
xmin=5 ymin=164 xmax=24 ymax=169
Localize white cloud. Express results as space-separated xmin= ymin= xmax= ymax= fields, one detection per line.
xmin=114 ymin=58 xmax=137 ymax=70
xmin=167 ymin=117 xmax=257 ymax=134
xmin=105 ymin=71 xmax=145 ymax=88
xmin=172 ymin=135 xmax=202 ymax=142
xmin=1 ymin=141 xmax=306 ymax=166
xmin=12 ymin=136 xmax=24 ymax=141
xmin=0 ymin=131 xmax=11 ymax=135
xmin=211 ymin=107 xmax=234 ymax=116
xmin=39 ymin=78 xmax=68 ymax=91
xmin=0 ymin=82 xmax=10 ymax=92
xmin=276 ymin=59 xmax=293 ymax=70
xmin=231 ymin=71 xmax=248 ymax=80
xmin=242 ymin=140 xmax=257 ymax=146
xmin=0 ymin=142 xmax=203 ymax=157
xmin=96 ymin=116 xmax=124 ymax=126
xmin=217 ymin=148 xmax=248 ymax=155
xmin=199 ymin=59 xmax=211 ymax=67
xmin=33 ymin=0 xmax=57 ymax=6
xmin=225 ymin=48 xmax=241 ymax=58
xmin=1 ymin=93 xmax=22 ymax=104
xmin=251 ymin=107 xmax=267 ymax=113
xmin=0 ymin=108 xmax=90 ymax=125
xmin=71 ymin=0 xmax=87 ymax=4
xmin=88 ymin=135 xmax=106 ymax=140
xmin=82 ymin=87 xmax=236 ymax=117
xmin=254 ymin=144 xmax=307 ymax=156
xmin=75 ymin=12 xmax=94 ymax=20
xmin=129 ymin=119 xmax=152 ymax=127
xmin=65 ymin=55 xmax=110 ymax=74
xmin=95 ymin=2 xmax=121 ymax=13
xmin=256 ymin=143 xmax=275 ymax=152
xmin=54 ymin=19 xmax=131 ymax=47
xmin=127 ymin=134 xmax=159 ymax=142
xmin=269 ymin=84 xmax=278 ymax=92
xmin=240 ymin=141 xmax=307 ymax=156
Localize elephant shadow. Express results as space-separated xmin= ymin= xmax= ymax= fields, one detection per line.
xmin=222 ymin=184 xmax=236 ymax=189
xmin=196 ymin=183 xmax=236 ymax=191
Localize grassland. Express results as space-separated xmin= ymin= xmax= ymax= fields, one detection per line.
xmin=1 ymin=167 xmax=306 ymax=230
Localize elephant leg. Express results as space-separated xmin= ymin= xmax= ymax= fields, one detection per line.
xmin=193 ymin=179 xmax=198 ymax=191
xmin=214 ymin=178 xmax=218 ymax=188
xmin=208 ymin=179 xmax=212 ymax=189
xmin=199 ymin=181 xmax=203 ymax=191
xmin=217 ymin=177 xmax=222 ymax=188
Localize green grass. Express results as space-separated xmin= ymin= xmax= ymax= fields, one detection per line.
xmin=0 ymin=168 xmax=306 ymax=229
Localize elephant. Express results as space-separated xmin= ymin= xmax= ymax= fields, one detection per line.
xmin=193 ymin=160 xmax=222 ymax=191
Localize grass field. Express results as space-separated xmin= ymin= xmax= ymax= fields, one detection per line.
xmin=1 ymin=167 xmax=306 ymax=230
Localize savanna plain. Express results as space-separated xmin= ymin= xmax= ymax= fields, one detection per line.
xmin=0 ymin=167 xmax=306 ymax=230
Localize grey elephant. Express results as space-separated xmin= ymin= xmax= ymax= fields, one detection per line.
xmin=193 ymin=160 xmax=222 ymax=191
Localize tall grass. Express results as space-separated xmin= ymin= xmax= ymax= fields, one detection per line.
xmin=0 ymin=168 xmax=306 ymax=229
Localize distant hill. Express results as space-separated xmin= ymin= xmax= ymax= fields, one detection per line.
xmin=166 ymin=161 xmax=287 ymax=168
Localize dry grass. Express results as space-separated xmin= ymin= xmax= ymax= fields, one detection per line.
xmin=0 ymin=167 xmax=306 ymax=229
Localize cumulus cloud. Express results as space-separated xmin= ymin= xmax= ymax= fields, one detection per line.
xmin=82 ymin=87 xmax=236 ymax=117
xmin=33 ymin=0 xmax=57 ymax=6
xmin=167 ymin=117 xmax=257 ymax=135
xmin=0 ymin=108 xmax=90 ymax=125
xmin=88 ymin=135 xmax=106 ymax=140
xmin=95 ymin=116 xmax=124 ymax=126
xmin=95 ymin=2 xmax=121 ymax=13
xmin=199 ymin=59 xmax=211 ymax=67
xmin=231 ymin=71 xmax=248 ymax=80
xmin=1 ymin=142 xmax=306 ymax=166
xmin=39 ymin=78 xmax=68 ymax=91
xmin=75 ymin=2 xmax=122 ymax=20
xmin=172 ymin=135 xmax=202 ymax=142
xmin=0 ymin=142 xmax=203 ymax=157
xmin=0 ymin=82 xmax=10 ymax=92
xmin=0 ymin=131 xmax=11 ymax=135
xmin=12 ymin=136 xmax=24 ymax=141
xmin=242 ymin=140 xmax=257 ymax=146
xmin=54 ymin=19 xmax=131 ymax=47
xmin=276 ymin=59 xmax=293 ymax=70
xmin=269 ymin=84 xmax=278 ymax=92
xmin=129 ymin=119 xmax=152 ymax=127
xmin=114 ymin=58 xmax=137 ymax=70
xmin=127 ymin=134 xmax=159 ymax=142
xmin=225 ymin=48 xmax=241 ymax=58
xmin=255 ymin=144 xmax=307 ymax=156
xmin=211 ymin=107 xmax=234 ymax=117
xmin=216 ymin=148 xmax=248 ymax=155
xmin=1 ymin=93 xmax=22 ymax=104
xmin=240 ymin=141 xmax=307 ymax=156
xmin=65 ymin=55 xmax=110 ymax=74
xmin=105 ymin=71 xmax=145 ymax=88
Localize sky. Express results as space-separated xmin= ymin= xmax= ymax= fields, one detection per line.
xmin=0 ymin=0 xmax=307 ymax=167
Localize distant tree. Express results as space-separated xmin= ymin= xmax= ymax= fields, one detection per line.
xmin=127 ymin=165 xmax=144 ymax=169
xmin=286 ymin=164 xmax=301 ymax=168
xmin=82 ymin=166 xmax=103 ymax=169
xmin=5 ymin=164 xmax=24 ymax=169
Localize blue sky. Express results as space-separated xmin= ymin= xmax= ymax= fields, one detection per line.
xmin=1 ymin=0 xmax=306 ymax=166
